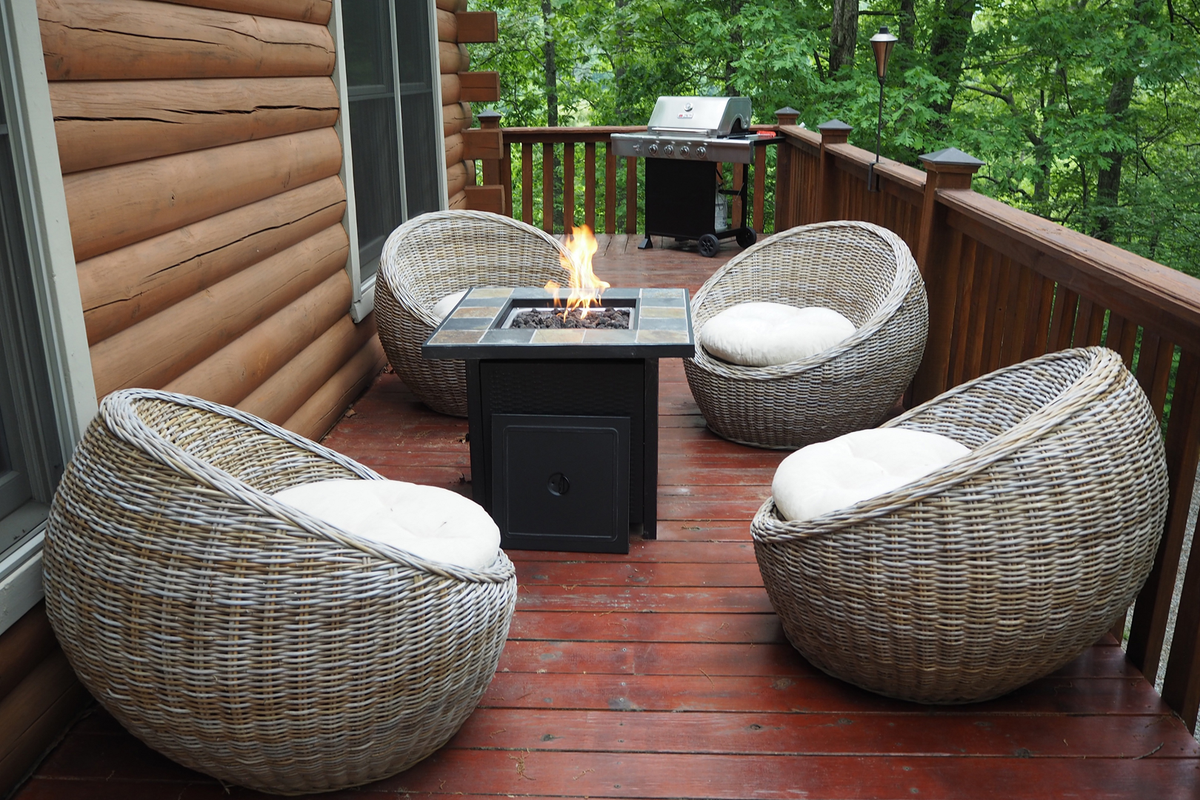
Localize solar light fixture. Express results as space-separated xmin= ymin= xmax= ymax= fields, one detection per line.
xmin=868 ymin=26 xmax=898 ymax=193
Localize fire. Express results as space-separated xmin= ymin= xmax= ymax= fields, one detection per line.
xmin=545 ymin=225 xmax=608 ymax=316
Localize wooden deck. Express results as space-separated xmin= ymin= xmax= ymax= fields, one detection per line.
xmin=14 ymin=235 xmax=1200 ymax=799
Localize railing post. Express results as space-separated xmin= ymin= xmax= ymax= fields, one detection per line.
xmin=774 ymin=107 xmax=800 ymax=231
xmin=817 ymin=119 xmax=852 ymax=222
xmin=910 ymin=147 xmax=985 ymax=404
xmin=463 ymin=109 xmax=506 ymax=215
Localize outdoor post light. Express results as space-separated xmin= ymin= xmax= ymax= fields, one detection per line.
xmin=868 ymin=25 xmax=898 ymax=193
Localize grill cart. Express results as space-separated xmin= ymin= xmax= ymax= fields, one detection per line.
xmin=611 ymin=96 xmax=782 ymax=257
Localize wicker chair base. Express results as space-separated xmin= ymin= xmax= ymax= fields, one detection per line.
xmin=44 ymin=390 xmax=517 ymax=794
xmin=751 ymin=348 xmax=1168 ymax=704
xmin=374 ymin=210 xmax=572 ymax=418
xmin=684 ymin=221 xmax=928 ymax=450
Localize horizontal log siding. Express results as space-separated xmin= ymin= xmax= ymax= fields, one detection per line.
xmin=77 ymin=177 xmax=347 ymax=345
xmin=284 ymin=335 xmax=387 ymax=441
xmin=239 ymin=312 xmax=380 ymax=426
xmin=39 ymin=0 xmax=335 ymax=80
xmin=63 ymin=127 xmax=343 ymax=262
xmin=164 ymin=0 xmax=332 ymax=24
xmin=164 ymin=269 xmax=353 ymax=405
xmin=51 ymin=77 xmax=340 ymax=174
xmin=89 ymin=223 xmax=349 ymax=396
xmin=40 ymin=0 xmax=382 ymax=425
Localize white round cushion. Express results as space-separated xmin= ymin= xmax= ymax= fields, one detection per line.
xmin=272 ymin=479 xmax=500 ymax=570
xmin=430 ymin=289 xmax=469 ymax=321
xmin=772 ymin=428 xmax=969 ymax=522
xmin=699 ymin=302 xmax=856 ymax=366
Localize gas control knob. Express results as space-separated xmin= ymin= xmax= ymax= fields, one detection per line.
xmin=680 ymin=145 xmax=690 ymax=156
xmin=648 ymin=143 xmax=658 ymax=156
xmin=664 ymin=144 xmax=674 ymax=156
xmin=696 ymin=146 xmax=707 ymax=158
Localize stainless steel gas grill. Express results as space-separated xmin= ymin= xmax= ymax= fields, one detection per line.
xmin=611 ymin=96 xmax=782 ymax=257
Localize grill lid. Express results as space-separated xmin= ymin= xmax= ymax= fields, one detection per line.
xmin=646 ymin=96 xmax=751 ymax=138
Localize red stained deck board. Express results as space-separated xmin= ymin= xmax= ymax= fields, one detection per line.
xmin=514 ymin=584 xmax=775 ymax=613
xmin=507 ymin=610 xmax=786 ymax=643
xmin=480 ymin=672 xmax=1170 ymax=715
xmin=515 ymin=560 xmax=765 ymax=587
xmin=505 ymin=539 xmax=758 ymax=563
xmin=447 ymin=708 xmax=1199 ymax=759
xmin=16 ymin=236 xmax=1199 ymax=800
xmin=372 ymin=750 xmax=1200 ymax=799
xmin=497 ymin=639 xmax=1144 ymax=680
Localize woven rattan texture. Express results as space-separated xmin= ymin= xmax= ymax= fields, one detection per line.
xmin=683 ymin=220 xmax=928 ymax=449
xmin=751 ymin=347 xmax=1168 ymax=704
xmin=375 ymin=210 xmax=573 ymax=417
xmin=43 ymin=390 xmax=517 ymax=795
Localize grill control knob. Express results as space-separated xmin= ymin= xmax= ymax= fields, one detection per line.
xmin=648 ymin=143 xmax=659 ymax=156
xmin=680 ymin=145 xmax=691 ymax=157
xmin=664 ymin=144 xmax=674 ymax=156
xmin=697 ymin=146 xmax=707 ymax=158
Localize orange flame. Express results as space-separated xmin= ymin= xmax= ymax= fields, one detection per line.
xmin=545 ymin=225 xmax=607 ymax=317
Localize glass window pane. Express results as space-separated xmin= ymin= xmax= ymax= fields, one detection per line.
xmin=349 ymin=97 xmax=403 ymax=270
xmin=342 ymin=0 xmax=393 ymax=92
xmin=394 ymin=0 xmax=441 ymax=217
xmin=400 ymin=91 xmax=441 ymax=217
xmin=394 ymin=0 xmax=432 ymax=87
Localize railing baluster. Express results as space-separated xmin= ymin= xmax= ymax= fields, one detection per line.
xmin=964 ymin=246 xmax=994 ymax=382
xmin=1047 ymin=286 xmax=1078 ymax=352
xmin=542 ymin=143 xmax=555 ymax=233
xmin=521 ymin=142 xmax=533 ymax=224
xmin=1137 ymin=334 xmax=1176 ymax=418
xmin=584 ymin=143 xmax=596 ymax=232
xmin=946 ymin=237 xmax=978 ymax=387
xmin=604 ymin=145 xmax=616 ymax=235
xmin=731 ymin=165 xmax=744 ymax=230
xmin=999 ymin=259 xmax=1031 ymax=368
xmin=564 ymin=143 xmax=575 ymax=232
xmin=625 ymin=157 xmax=637 ymax=235
xmin=1022 ymin=272 xmax=1055 ymax=361
xmin=501 ymin=142 xmax=513 ymax=217
xmin=754 ymin=146 xmax=766 ymax=233
xmin=981 ymin=251 xmax=1009 ymax=374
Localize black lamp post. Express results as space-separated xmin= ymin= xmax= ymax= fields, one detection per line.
xmin=867 ymin=25 xmax=898 ymax=193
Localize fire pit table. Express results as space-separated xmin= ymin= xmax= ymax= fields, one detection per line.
xmin=423 ymin=286 xmax=694 ymax=553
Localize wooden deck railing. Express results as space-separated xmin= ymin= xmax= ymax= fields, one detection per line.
xmin=470 ymin=115 xmax=778 ymax=236
xmin=773 ymin=119 xmax=1200 ymax=733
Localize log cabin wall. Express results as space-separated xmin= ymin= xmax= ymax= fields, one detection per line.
xmin=39 ymin=0 xmax=384 ymax=443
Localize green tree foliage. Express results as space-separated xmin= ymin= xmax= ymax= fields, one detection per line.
xmin=472 ymin=0 xmax=1200 ymax=276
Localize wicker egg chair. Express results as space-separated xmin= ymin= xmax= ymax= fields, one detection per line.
xmin=375 ymin=209 xmax=573 ymax=417
xmin=43 ymin=389 xmax=517 ymax=795
xmin=684 ymin=220 xmax=928 ymax=449
xmin=752 ymin=347 xmax=1168 ymax=704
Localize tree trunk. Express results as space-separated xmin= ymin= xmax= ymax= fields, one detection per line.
xmin=724 ymin=0 xmax=743 ymax=96
xmin=928 ymin=0 xmax=975 ymax=120
xmin=614 ymin=0 xmax=629 ymax=123
xmin=1094 ymin=0 xmax=1155 ymax=242
xmin=541 ymin=0 xmax=558 ymax=127
xmin=829 ymin=0 xmax=858 ymax=77
xmin=899 ymin=0 xmax=916 ymax=48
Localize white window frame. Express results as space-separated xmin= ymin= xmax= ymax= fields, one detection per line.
xmin=0 ymin=0 xmax=97 ymax=636
xmin=329 ymin=0 xmax=448 ymax=323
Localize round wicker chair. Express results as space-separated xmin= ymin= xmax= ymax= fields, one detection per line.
xmin=43 ymin=389 xmax=517 ymax=795
xmin=375 ymin=209 xmax=573 ymax=417
xmin=684 ymin=220 xmax=928 ymax=449
xmin=752 ymin=347 xmax=1168 ymax=704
